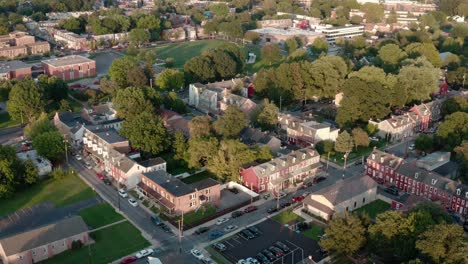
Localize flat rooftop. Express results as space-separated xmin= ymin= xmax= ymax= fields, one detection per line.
xmin=0 ymin=60 xmax=30 ymax=73
xmin=250 ymin=27 xmax=324 ymax=37
xmin=42 ymin=55 xmax=94 ymax=67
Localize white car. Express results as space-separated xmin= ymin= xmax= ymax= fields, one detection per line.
xmin=409 ymin=144 xmax=415 ymax=150
xmin=118 ymin=189 xmax=128 ymax=198
xmin=128 ymin=198 xmax=138 ymax=207
xmin=369 ymin=136 xmax=379 ymax=141
xmin=190 ymin=249 xmax=204 ymax=260
xmin=277 ymin=192 xmax=287 ymax=199
xmin=224 ymin=225 xmax=238 ymax=232
xmin=135 ymin=248 xmax=154 ymax=258
xmin=246 ymin=258 xmax=259 ymax=264
xmin=216 ymin=217 xmax=229 ymax=225
xmin=75 ymin=154 xmax=82 ymax=160
xmin=85 ymin=162 xmax=92 ymax=169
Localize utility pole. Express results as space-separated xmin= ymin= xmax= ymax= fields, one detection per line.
xmin=63 ymin=138 xmax=68 ymax=164
xmin=150 ymin=78 xmax=153 ymax=89
xmin=279 ymin=95 xmax=282 ymax=112
xmin=178 ymin=211 xmax=184 ymax=253
xmin=250 ymin=183 xmax=253 ymax=204
xmin=342 ymin=152 xmax=349 ymax=178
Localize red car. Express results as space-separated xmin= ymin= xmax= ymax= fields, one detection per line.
xmin=292 ymin=196 xmax=304 ymax=203
xmin=69 ymin=83 xmax=86 ymax=89
xmin=120 ymin=256 xmax=137 ymax=264
xmin=244 ymin=206 xmax=258 ymax=213
xmin=96 ymin=173 xmax=105 ymax=180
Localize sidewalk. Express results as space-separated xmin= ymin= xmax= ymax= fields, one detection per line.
xmin=89 ymin=219 xmax=127 ymax=232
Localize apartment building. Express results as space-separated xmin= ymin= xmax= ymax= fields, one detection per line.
xmin=42 ymin=55 xmax=96 ymax=81
xmin=278 ymin=113 xmax=339 ymax=146
xmin=314 ymin=25 xmax=364 ymax=44
xmin=248 ymin=27 xmax=325 ymax=46
xmin=52 ymin=30 xmax=88 ymax=50
xmin=0 ymin=60 xmax=31 ymax=80
xmin=0 ymin=31 xmax=50 ymax=59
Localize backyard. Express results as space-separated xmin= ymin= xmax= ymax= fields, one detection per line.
xmin=302 ymin=224 xmax=324 ymax=241
xmin=175 ymin=204 xmax=217 ymax=226
xmin=272 ymin=210 xmax=305 ymax=224
xmin=160 ymin=152 xmax=191 ymax=176
xmin=324 ymin=140 xmax=387 ymax=166
xmin=353 ymin=199 xmax=391 ymax=219
xmin=181 ymin=170 xmax=218 ymax=184
xmin=79 ymin=203 xmax=124 ymax=229
xmin=0 ymin=172 xmax=96 ymax=216
xmin=42 ymin=221 xmax=150 ymax=264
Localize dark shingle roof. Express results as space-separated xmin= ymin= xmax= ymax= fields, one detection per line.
xmin=0 ymin=60 xmax=30 ymax=74
xmin=136 ymin=157 xmax=166 ymax=168
xmin=189 ymin=178 xmax=220 ymax=190
xmin=0 ymin=216 xmax=88 ymax=256
xmin=315 ymin=175 xmax=378 ymax=205
xmin=57 ymin=112 xmax=88 ymax=128
xmin=89 ymin=128 xmax=127 ymax=144
xmin=143 ymin=171 xmax=194 ymax=197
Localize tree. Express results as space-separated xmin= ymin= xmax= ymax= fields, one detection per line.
xmin=208 ymin=50 xmax=238 ymax=79
xmin=60 ymin=17 xmax=84 ymax=34
xmin=310 ymin=37 xmax=329 ymax=55
xmin=396 ymin=59 xmax=439 ymax=104
xmin=108 ymin=56 xmax=139 ymax=88
xmin=361 ymin=3 xmax=384 ymax=23
xmin=184 ymin=56 xmax=216 ymax=83
xmin=173 ymin=131 xmax=187 ymax=161
xmin=352 ymin=128 xmax=369 ymax=150
xmin=187 ymin=137 xmax=219 ymax=169
xmin=251 ymin=99 xmax=279 ymax=131
xmin=335 ymin=131 xmax=354 ymax=155
xmin=319 ymin=213 xmax=366 ymax=256
xmin=7 ymin=78 xmax=44 ymax=122
xmin=209 ymin=3 xmax=229 ymax=17
xmin=285 ymin=38 xmax=299 ymax=54
xmin=214 ymin=105 xmax=247 ymax=138
xmin=414 ymin=134 xmax=434 ymax=152
xmin=261 ymin=43 xmax=282 ymax=65
xmin=189 ymin=116 xmax=212 ymax=139
xmin=416 ymin=224 xmax=467 ymax=264
xmin=244 ymin=31 xmax=260 ymax=44
xmin=33 ymin=131 xmax=66 ymax=162
xmin=126 ymin=67 xmax=148 ymax=87
xmin=377 ymin=44 xmax=406 ymax=73
xmin=405 ymin=42 xmax=443 ymax=67
xmin=437 ymin=112 xmax=468 ymax=149
xmin=155 ymin=69 xmax=184 ymax=91
xmin=129 ymin=28 xmax=150 ymax=48
xmin=441 ymin=96 xmax=468 ymax=117
xmin=136 ymin=15 xmax=160 ymax=31
xmin=440 ymin=0 xmax=466 ymax=16
xmin=120 ymin=112 xmax=169 ymax=155
xmin=0 ymin=145 xmax=35 ymax=198
xmin=38 ymin=75 xmax=68 ymax=102
xmin=24 ymin=112 xmax=56 ymax=140
xmin=113 ymin=87 xmax=155 ymax=119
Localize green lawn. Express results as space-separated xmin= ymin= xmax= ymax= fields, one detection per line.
xmin=0 ymin=112 xmax=21 ymax=128
xmin=353 ymin=199 xmax=391 ymax=219
xmin=302 ymin=224 xmax=324 ymax=241
xmin=181 ymin=170 xmax=218 ymax=184
xmin=176 ymin=204 xmax=217 ymax=226
xmin=325 ymin=140 xmax=387 ymax=166
xmin=160 ymin=152 xmax=191 ymax=176
xmin=42 ymin=221 xmax=150 ymax=264
xmin=0 ymin=173 xmax=96 ymax=216
xmin=205 ymin=245 xmax=231 ymax=264
xmin=272 ymin=210 xmax=305 ymax=224
xmin=79 ymin=203 xmax=124 ymax=229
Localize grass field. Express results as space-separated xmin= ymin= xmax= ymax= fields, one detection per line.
xmin=175 ymin=204 xmax=217 ymax=226
xmin=181 ymin=170 xmax=218 ymax=184
xmin=205 ymin=245 xmax=231 ymax=264
xmin=272 ymin=210 xmax=305 ymax=224
xmin=79 ymin=203 xmax=124 ymax=229
xmin=42 ymin=221 xmax=150 ymax=264
xmin=353 ymin=199 xmax=391 ymax=219
xmin=0 ymin=173 xmax=96 ymax=216
xmin=0 ymin=112 xmax=21 ymax=128
xmin=302 ymin=224 xmax=324 ymax=241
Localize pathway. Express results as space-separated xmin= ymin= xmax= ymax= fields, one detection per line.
xmin=89 ymin=219 xmax=127 ymax=232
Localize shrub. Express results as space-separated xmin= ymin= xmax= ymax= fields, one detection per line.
xmin=71 ymin=240 xmax=83 ymax=250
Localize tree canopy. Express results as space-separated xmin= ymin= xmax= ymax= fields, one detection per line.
xmin=113 ymin=87 xmax=157 ymax=119
xmin=156 ymin=69 xmax=184 ymax=91
xmin=335 ymin=131 xmax=354 ymax=154
xmin=251 ymin=99 xmax=279 ymax=131
xmin=33 ymin=131 xmax=66 ymax=162
xmin=7 ymin=78 xmax=44 ymax=122
xmin=213 ymin=105 xmax=247 ymax=138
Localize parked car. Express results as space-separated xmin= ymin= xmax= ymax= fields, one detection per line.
xmin=409 ymin=144 xmax=415 ymax=150
xmin=151 ymin=215 xmax=163 ymax=226
xmin=128 ymin=198 xmax=138 ymax=207
xmin=268 ymin=246 xmax=284 ymax=257
xmin=369 ymin=136 xmax=379 ymax=142
xmin=224 ymin=225 xmax=238 ymax=232
xmin=244 ymin=206 xmax=258 ymax=213
xmin=302 ymin=181 xmax=313 ymax=188
xmin=120 ymin=256 xmax=137 ymax=264
xmin=118 ymin=189 xmax=128 ymax=198
xmin=355 ymin=160 xmax=363 ymax=165
xmin=75 ymin=154 xmax=82 ymax=160
xmin=261 ymin=249 xmax=276 ymax=261
xmin=267 ymin=207 xmax=278 ymax=214
xmin=274 ymin=241 xmax=290 ymax=253
xmin=195 ymin=226 xmax=210 ymax=235
xmin=246 ymin=257 xmax=259 ymax=264
xmin=276 ymin=192 xmax=287 ymax=199
xmin=239 ymin=229 xmax=255 ymax=240
xmin=208 ymin=230 xmax=224 ymax=240
xmin=216 ymin=217 xmax=229 ymax=225
xmin=136 ymin=249 xmax=154 ymax=258
xmin=212 ymin=242 xmax=227 ymax=252
xmin=231 ymin=211 xmax=244 ymax=218
xmin=85 ymin=162 xmax=92 ymax=169
xmin=96 ymin=173 xmax=105 ymax=180
xmin=248 ymin=226 xmax=260 ymax=236
xmin=237 ymin=259 xmax=247 ymax=264
xmin=385 ymin=187 xmax=399 ymax=196
xmin=292 ymin=196 xmax=304 ymax=203
xmin=160 ymin=223 xmax=172 ymax=233
xmin=103 ymin=178 xmax=111 ymax=185
xmin=190 ymin=249 xmax=204 ymax=260
xmin=228 ymin=188 xmax=239 ymax=194
xmin=302 ymin=192 xmax=310 ymax=198
xmin=280 ymin=202 xmax=291 ymax=208
xmin=256 ymin=253 xmax=270 ymax=264
xmin=313 ymin=176 xmax=326 ymax=184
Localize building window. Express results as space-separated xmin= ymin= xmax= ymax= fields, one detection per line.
xmin=354 ymin=201 xmax=357 ymax=208
xmin=32 ymin=250 xmax=36 ymax=256
xmin=362 ymin=197 xmax=365 ymax=204
xmin=205 ymin=189 xmax=210 ymax=194
xmin=19 ymin=256 xmax=23 ymax=260
xmin=189 ymin=201 xmax=196 ymax=207
xmin=346 ymin=207 xmax=349 ymax=211
xmin=190 ymin=193 xmax=196 ymax=200
xmin=259 ymin=185 xmax=265 ymax=191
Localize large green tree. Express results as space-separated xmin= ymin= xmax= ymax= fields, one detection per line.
xmin=397 ymin=58 xmax=439 ymax=104
xmin=38 ymin=75 xmax=68 ymax=102
xmin=261 ymin=43 xmax=282 ymax=65
xmin=188 ymin=116 xmax=212 ymax=139
xmin=414 ymin=134 xmax=434 ymax=152
xmin=155 ymin=69 xmax=184 ymax=91
xmin=437 ymin=111 xmax=468 ymax=149
xmin=108 ymin=56 xmax=140 ymax=88
xmin=113 ymin=87 xmax=156 ymax=119
xmin=335 ymin=131 xmax=354 ymax=154
xmin=352 ymin=128 xmax=369 ymax=150
xmin=213 ymin=105 xmax=247 ymax=138
xmin=173 ymin=131 xmax=188 ymax=161
xmin=310 ymin=37 xmax=329 ymax=55
xmin=251 ymin=99 xmax=279 ymax=131
xmin=377 ymin=43 xmax=406 ymax=73
xmin=187 ymin=137 xmax=219 ymax=169
xmin=129 ymin=28 xmax=150 ymax=48
xmin=405 ymin=42 xmax=443 ymax=67
xmin=24 ymin=112 xmax=56 ymax=140
xmin=120 ymin=112 xmax=169 ymax=155
xmin=32 ymin=131 xmax=66 ymax=162
xmin=184 ymin=56 xmax=216 ymax=83
xmin=7 ymin=78 xmax=44 ymax=122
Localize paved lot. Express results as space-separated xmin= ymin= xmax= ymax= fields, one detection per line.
xmin=92 ymin=51 xmax=123 ymax=75
xmin=218 ymin=219 xmax=325 ymax=264
xmin=219 ymin=189 xmax=252 ymax=210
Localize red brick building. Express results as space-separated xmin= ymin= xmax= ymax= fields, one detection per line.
xmin=0 ymin=60 xmax=31 ymax=80
xmin=366 ymin=149 xmax=468 ymax=218
xmin=0 ymin=31 xmax=50 ymax=59
xmin=42 ymin=55 xmax=96 ymax=81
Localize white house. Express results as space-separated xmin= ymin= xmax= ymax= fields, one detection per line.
xmin=16 ymin=150 xmax=52 ymax=176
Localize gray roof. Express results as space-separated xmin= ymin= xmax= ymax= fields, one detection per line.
xmin=0 ymin=60 xmax=30 ymax=74
xmin=368 ymin=149 xmax=403 ymax=170
xmin=189 ymin=178 xmax=220 ymax=191
xmin=143 ymin=171 xmax=194 ymax=197
xmin=42 ymin=55 xmax=94 ymax=67
xmin=57 ymin=112 xmax=88 ymax=128
xmin=433 ymin=161 xmax=459 ymax=177
xmin=136 ymin=157 xmax=166 ymax=168
xmin=315 ymin=175 xmax=377 ymax=205
xmin=0 ymin=216 xmax=88 ymax=256
xmin=89 ymin=128 xmax=126 ymax=144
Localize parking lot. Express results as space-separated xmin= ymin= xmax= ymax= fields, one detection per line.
xmin=216 ymin=219 xmax=326 ymax=264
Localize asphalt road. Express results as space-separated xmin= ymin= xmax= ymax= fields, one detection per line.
xmin=0 ymin=125 xmax=23 ymax=144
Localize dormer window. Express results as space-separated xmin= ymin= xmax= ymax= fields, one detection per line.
xmin=282 ymin=161 xmax=286 ymax=166
xmin=431 ymin=179 xmax=437 ymax=185
xmin=261 ymin=169 xmax=265 ymax=174
xmin=372 ymin=154 xmax=375 ymax=160
xmin=302 ymin=154 xmax=306 ymax=160
xmin=380 ymin=157 xmax=384 ymax=163
xmin=415 ymin=172 xmax=419 ymax=179
xmin=457 ymin=188 xmax=461 ymax=195
xmin=292 ymin=157 xmax=296 ymax=163
xmin=465 ymin=192 xmax=468 ymax=199
xmin=270 ymin=166 xmax=275 ymax=172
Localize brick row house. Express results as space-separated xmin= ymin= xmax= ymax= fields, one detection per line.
xmin=240 ymin=147 xmax=321 ymax=193
xmin=137 ymin=170 xmax=221 ymax=215
xmin=0 ymin=31 xmax=50 ymax=59
xmin=52 ymin=29 xmax=89 ymax=50
xmin=366 ymin=149 xmax=468 ymax=218
xmin=0 ymin=60 xmax=31 ymax=80
xmin=82 ymin=126 xmax=166 ymax=188
xmin=42 ymin=55 xmax=96 ymax=81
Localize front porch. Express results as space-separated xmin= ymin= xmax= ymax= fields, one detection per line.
xmin=136 ymin=182 xmax=176 ymax=215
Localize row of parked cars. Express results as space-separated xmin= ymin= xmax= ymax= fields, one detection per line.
xmin=238 ymin=241 xmax=291 ymax=264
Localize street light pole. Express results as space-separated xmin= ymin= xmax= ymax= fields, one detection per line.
xmin=342 ymin=153 xmax=348 ymax=178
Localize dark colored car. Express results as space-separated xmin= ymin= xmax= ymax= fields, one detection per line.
xmin=231 ymin=211 xmax=244 ymax=218
xmin=280 ymin=202 xmax=291 ymax=208
xmin=120 ymin=256 xmax=137 ymax=264
xmin=239 ymin=229 xmax=255 ymax=240
xmin=385 ymin=187 xmax=399 ymax=196
xmin=208 ymin=230 xmax=224 ymax=240
xmin=160 ymin=223 xmax=172 ymax=233
xmin=267 ymin=207 xmax=278 ymax=214
xmin=195 ymin=226 xmax=210 ymax=235
xmin=302 ymin=181 xmax=313 ymax=188
xmin=228 ymin=188 xmax=239 ymax=194
xmin=212 ymin=242 xmax=227 ymax=252
xmin=274 ymin=241 xmax=290 ymax=253
xmin=248 ymin=226 xmax=260 ymax=236
xmin=151 ymin=215 xmax=163 ymax=226
xmin=244 ymin=206 xmax=258 ymax=213
xmin=256 ymin=253 xmax=270 ymax=264
xmin=261 ymin=249 xmax=276 ymax=261
xmin=268 ymin=246 xmax=284 ymax=257
xmin=103 ymin=178 xmax=111 ymax=185
xmin=313 ymin=176 xmax=326 ymax=184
